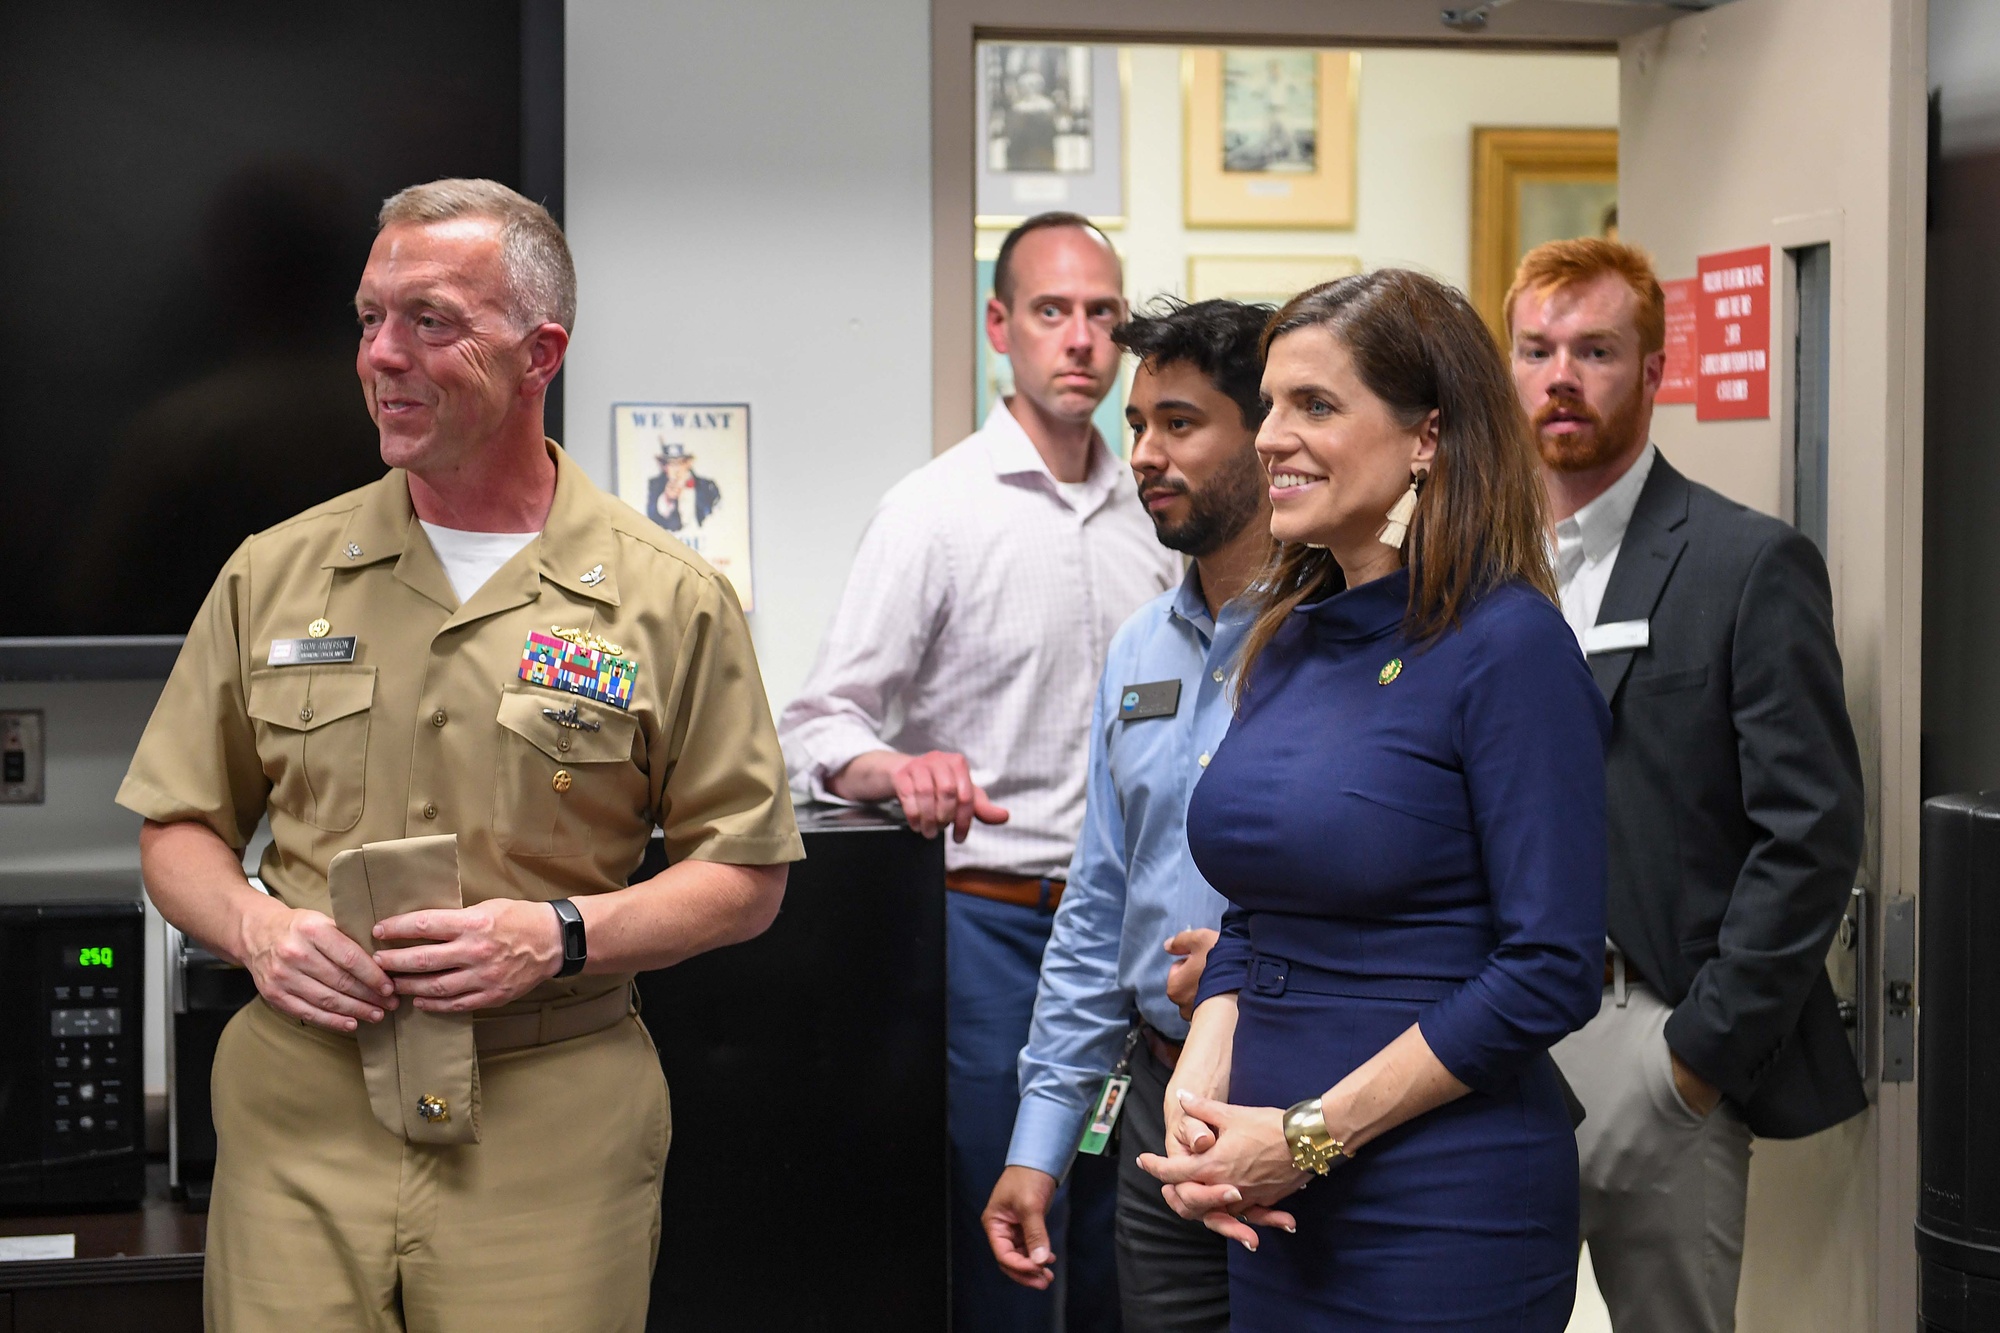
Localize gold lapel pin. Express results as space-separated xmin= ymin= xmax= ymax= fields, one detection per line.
xmin=307 ymin=618 xmax=331 ymax=639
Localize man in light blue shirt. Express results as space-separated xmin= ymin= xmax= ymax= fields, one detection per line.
xmin=982 ymin=299 xmax=1274 ymax=1331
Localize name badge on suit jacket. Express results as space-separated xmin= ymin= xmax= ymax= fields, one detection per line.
xmin=1583 ymin=619 xmax=1650 ymax=656
xmin=1118 ymin=681 xmax=1181 ymax=721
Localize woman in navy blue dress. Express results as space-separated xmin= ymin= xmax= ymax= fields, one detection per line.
xmin=1139 ymin=270 xmax=1608 ymax=1330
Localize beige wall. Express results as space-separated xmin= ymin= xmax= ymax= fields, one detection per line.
xmin=1619 ymin=0 xmax=1927 ymax=1328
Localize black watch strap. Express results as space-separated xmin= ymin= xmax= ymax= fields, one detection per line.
xmin=550 ymin=898 xmax=587 ymax=978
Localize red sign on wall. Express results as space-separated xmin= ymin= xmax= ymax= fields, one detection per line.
xmin=1695 ymin=245 xmax=1772 ymax=421
xmin=1657 ymin=277 xmax=1697 ymax=404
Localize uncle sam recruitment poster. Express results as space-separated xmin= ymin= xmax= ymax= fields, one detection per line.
xmin=613 ymin=402 xmax=754 ymax=609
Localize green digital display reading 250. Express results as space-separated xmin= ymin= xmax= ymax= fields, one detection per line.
xmin=75 ymin=946 xmax=115 ymax=969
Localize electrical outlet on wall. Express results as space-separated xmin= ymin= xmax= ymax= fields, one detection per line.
xmin=1 ymin=710 xmax=46 ymax=804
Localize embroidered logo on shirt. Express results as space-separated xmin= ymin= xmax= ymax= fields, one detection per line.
xmin=1377 ymin=658 xmax=1403 ymax=686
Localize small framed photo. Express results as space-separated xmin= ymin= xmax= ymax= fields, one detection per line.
xmin=611 ymin=403 xmax=755 ymax=610
xmin=1468 ymin=127 xmax=1620 ymax=340
xmin=976 ymin=43 xmax=1125 ymax=228
xmin=1183 ymin=49 xmax=1358 ymax=229
xmin=1186 ymin=254 xmax=1362 ymax=306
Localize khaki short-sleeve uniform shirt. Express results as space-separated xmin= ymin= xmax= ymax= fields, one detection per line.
xmin=117 ymin=444 xmax=803 ymax=991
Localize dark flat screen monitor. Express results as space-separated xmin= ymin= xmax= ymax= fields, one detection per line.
xmin=0 ymin=1 xmax=561 ymax=675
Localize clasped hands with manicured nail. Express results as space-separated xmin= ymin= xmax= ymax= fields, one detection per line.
xmin=1136 ymin=1089 xmax=1314 ymax=1252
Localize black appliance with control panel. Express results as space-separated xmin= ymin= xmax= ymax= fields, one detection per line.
xmin=0 ymin=901 xmax=146 ymax=1209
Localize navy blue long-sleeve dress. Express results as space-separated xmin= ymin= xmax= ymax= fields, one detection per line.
xmin=1188 ymin=568 xmax=1609 ymax=1331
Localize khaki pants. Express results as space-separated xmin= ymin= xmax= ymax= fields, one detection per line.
xmin=206 ymin=997 xmax=671 ymax=1333
xmin=1551 ymin=982 xmax=1753 ymax=1333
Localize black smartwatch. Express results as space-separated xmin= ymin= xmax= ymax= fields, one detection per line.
xmin=549 ymin=898 xmax=587 ymax=978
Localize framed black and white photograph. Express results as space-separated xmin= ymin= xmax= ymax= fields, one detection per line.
xmin=975 ymin=43 xmax=1123 ymax=227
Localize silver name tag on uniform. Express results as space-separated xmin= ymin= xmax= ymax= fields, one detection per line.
xmin=1583 ymin=619 xmax=1650 ymax=656
xmin=268 ymin=636 xmax=358 ymax=666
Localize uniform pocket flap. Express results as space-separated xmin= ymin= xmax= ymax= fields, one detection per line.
xmin=247 ymin=666 xmax=378 ymax=732
xmin=496 ymin=684 xmax=638 ymax=763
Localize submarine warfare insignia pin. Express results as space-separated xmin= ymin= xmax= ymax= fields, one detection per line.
xmin=541 ymin=704 xmax=602 ymax=732
xmin=519 ymin=626 xmax=637 ymax=710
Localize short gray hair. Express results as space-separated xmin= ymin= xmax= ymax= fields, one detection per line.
xmin=378 ymin=178 xmax=577 ymax=331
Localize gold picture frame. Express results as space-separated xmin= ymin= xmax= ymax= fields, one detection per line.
xmin=1469 ymin=127 xmax=1619 ymax=341
xmin=1183 ymin=49 xmax=1358 ymax=230
xmin=1186 ymin=254 xmax=1362 ymax=306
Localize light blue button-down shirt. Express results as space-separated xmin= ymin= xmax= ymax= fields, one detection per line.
xmin=1006 ymin=563 xmax=1249 ymax=1178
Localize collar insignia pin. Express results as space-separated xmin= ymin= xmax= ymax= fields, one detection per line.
xmin=307 ymin=618 xmax=331 ymax=639
xmin=345 ymin=543 xmax=363 ymax=560
xmin=1378 ymin=658 xmax=1403 ymax=686
xmin=579 ymin=564 xmax=605 ymax=586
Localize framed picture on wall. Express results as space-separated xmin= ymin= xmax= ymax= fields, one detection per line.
xmin=611 ymin=402 xmax=755 ymax=609
xmin=974 ymin=254 xmax=1127 ymax=454
xmin=1186 ymin=253 xmax=1363 ymax=306
xmin=1183 ymin=49 xmax=1358 ymax=229
xmin=1468 ymin=127 xmax=1620 ymax=340
xmin=975 ymin=43 xmax=1125 ymax=228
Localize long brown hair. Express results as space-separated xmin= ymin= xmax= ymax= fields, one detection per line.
xmin=1236 ymin=269 xmax=1554 ymax=697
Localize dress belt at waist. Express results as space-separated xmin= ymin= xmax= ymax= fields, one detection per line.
xmin=1140 ymin=1021 xmax=1184 ymax=1070
xmin=472 ymin=981 xmax=637 ymax=1054
xmin=946 ymin=869 xmax=1064 ymax=911
xmin=1248 ymin=952 xmax=1467 ymax=1003
xmin=318 ymin=981 xmax=638 ymax=1055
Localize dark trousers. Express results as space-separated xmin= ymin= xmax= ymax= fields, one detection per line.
xmin=1115 ymin=1036 xmax=1231 ymax=1333
xmin=948 ymin=891 xmax=1120 ymax=1333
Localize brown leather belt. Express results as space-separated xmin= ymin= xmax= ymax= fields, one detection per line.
xmin=945 ymin=869 xmax=1065 ymax=912
xmin=472 ymin=983 xmax=636 ymax=1055
xmin=1140 ymin=1022 xmax=1183 ymax=1070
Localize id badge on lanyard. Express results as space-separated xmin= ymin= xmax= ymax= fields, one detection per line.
xmin=1076 ymin=1026 xmax=1142 ymax=1156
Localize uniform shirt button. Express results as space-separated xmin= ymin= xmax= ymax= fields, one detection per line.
xmin=432 ymin=710 xmax=448 ymax=727
xmin=1198 ymin=752 xmax=1210 ymax=768
xmin=557 ymin=735 xmax=571 ymax=752
xmin=298 ymin=706 xmax=314 ymax=723
xmin=423 ymin=802 xmax=438 ymax=820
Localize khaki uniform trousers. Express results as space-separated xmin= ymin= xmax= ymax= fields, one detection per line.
xmin=1551 ymin=981 xmax=1753 ymax=1333
xmin=206 ymin=997 xmax=671 ymax=1333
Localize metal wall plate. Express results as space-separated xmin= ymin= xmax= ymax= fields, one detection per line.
xmin=0 ymin=710 xmax=45 ymax=804
xmin=1883 ymin=893 xmax=1917 ymax=1083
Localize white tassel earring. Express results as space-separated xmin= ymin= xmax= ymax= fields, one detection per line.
xmin=1377 ymin=471 xmax=1426 ymax=549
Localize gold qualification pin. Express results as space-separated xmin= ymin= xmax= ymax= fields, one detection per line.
xmin=307 ymin=618 xmax=331 ymax=639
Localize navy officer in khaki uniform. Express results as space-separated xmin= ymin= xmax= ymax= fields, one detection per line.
xmin=118 ymin=179 xmax=803 ymax=1333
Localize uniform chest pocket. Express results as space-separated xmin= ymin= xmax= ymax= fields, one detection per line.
xmin=493 ymin=684 xmax=646 ymax=856
xmin=247 ymin=666 xmax=376 ymax=832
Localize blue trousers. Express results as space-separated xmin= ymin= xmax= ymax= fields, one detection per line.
xmin=948 ymin=891 xmax=1121 ymax=1333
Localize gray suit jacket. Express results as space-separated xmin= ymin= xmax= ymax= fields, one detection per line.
xmin=1593 ymin=454 xmax=1867 ymax=1139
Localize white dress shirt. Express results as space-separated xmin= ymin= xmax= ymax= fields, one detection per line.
xmin=779 ymin=401 xmax=1180 ymax=877
xmin=1553 ymin=442 xmax=1656 ymax=648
